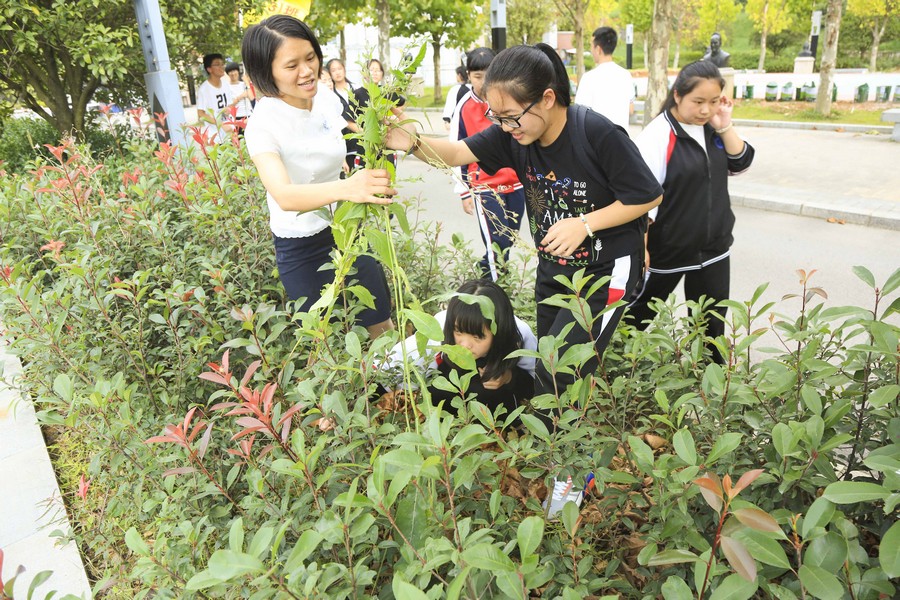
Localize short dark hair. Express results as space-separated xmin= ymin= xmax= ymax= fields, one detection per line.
xmin=484 ymin=43 xmax=571 ymax=108
xmin=456 ymin=65 xmax=468 ymax=82
xmin=466 ymin=47 xmax=495 ymax=73
xmin=203 ymin=53 xmax=224 ymax=74
xmin=241 ymin=15 xmax=323 ymax=99
xmin=592 ymin=27 xmax=617 ymax=56
xmin=660 ymin=60 xmax=725 ymax=115
xmin=225 ymin=62 xmax=241 ymax=74
xmin=443 ymin=280 xmax=523 ymax=382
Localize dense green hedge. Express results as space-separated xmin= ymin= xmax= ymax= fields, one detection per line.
xmin=0 ymin=127 xmax=898 ymax=599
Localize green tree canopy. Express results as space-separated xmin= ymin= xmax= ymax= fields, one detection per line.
xmin=0 ymin=0 xmax=246 ymax=138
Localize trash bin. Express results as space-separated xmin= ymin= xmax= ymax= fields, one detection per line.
xmin=876 ymin=85 xmax=891 ymax=102
xmin=742 ymin=84 xmax=755 ymax=99
xmin=780 ymin=82 xmax=794 ymax=101
xmin=855 ymin=83 xmax=869 ymax=102
xmin=832 ymin=83 xmax=838 ymax=102
xmin=806 ymin=86 xmax=818 ymax=102
xmin=765 ymin=83 xmax=779 ymax=101
xmin=894 ymin=85 xmax=900 ymax=102
xmin=796 ymin=86 xmax=806 ymax=101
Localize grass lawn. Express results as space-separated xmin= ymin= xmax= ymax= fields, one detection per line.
xmin=733 ymin=100 xmax=892 ymax=126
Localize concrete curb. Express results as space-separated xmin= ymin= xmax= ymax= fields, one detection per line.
xmin=733 ymin=119 xmax=893 ymax=134
xmin=0 ymin=337 xmax=92 ymax=599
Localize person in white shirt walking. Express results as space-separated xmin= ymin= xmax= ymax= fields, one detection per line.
xmin=574 ymin=27 xmax=635 ymax=133
xmin=225 ymin=63 xmax=253 ymax=135
xmin=196 ymin=53 xmax=235 ymax=143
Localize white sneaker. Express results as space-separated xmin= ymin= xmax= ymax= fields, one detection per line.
xmin=543 ymin=475 xmax=584 ymax=519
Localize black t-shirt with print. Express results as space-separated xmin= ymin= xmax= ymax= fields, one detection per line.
xmin=464 ymin=106 xmax=662 ymax=267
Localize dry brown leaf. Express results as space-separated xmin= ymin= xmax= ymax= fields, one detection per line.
xmin=643 ymin=433 xmax=667 ymax=450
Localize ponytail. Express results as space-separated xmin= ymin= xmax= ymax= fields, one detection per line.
xmin=484 ymin=44 xmax=571 ymax=107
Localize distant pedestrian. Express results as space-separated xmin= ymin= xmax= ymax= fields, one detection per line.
xmin=574 ymin=27 xmax=634 ymax=132
xmin=450 ymin=47 xmax=525 ymax=281
xmin=443 ymin=65 xmax=469 ymax=129
xmin=354 ymin=58 xmax=406 ymax=118
xmin=197 ymin=53 xmax=235 ymax=142
xmin=628 ymin=60 xmax=755 ymax=361
xmin=225 ymin=62 xmax=253 ymax=134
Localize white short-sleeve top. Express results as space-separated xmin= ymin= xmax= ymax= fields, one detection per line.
xmin=244 ymin=86 xmax=347 ymax=238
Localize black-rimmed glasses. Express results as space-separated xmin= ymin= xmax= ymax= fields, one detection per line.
xmin=484 ymin=99 xmax=539 ymax=129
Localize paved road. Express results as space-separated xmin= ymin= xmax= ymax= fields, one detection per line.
xmin=395 ymin=157 xmax=899 ymax=327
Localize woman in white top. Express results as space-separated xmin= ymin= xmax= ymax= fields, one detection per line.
xmin=242 ymin=15 xmax=396 ymax=338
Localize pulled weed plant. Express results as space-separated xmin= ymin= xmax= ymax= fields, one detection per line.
xmin=0 ymin=60 xmax=898 ymax=599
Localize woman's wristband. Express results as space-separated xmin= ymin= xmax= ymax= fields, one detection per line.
xmin=580 ymin=214 xmax=594 ymax=238
xmin=715 ymin=122 xmax=733 ymax=135
xmin=409 ymin=131 xmax=421 ymax=154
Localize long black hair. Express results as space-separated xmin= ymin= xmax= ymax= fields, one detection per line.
xmin=483 ymin=43 xmax=571 ymax=107
xmin=660 ymin=60 xmax=724 ymax=116
xmin=443 ymin=280 xmax=522 ymax=382
xmin=241 ymin=15 xmax=323 ymax=99
xmin=324 ymin=58 xmax=353 ymax=89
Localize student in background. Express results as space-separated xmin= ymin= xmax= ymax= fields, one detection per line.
xmin=574 ymin=27 xmax=635 ymax=133
xmin=443 ymin=65 xmax=469 ymax=129
xmin=196 ymin=53 xmax=235 ymax=143
xmin=225 ymin=63 xmax=253 ymax=134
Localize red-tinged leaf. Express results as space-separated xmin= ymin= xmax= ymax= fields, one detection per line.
xmin=182 ymin=407 xmax=197 ymax=433
xmin=241 ymin=360 xmax=262 ymax=388
xmin=197 ymin=423 xmax=214 ymax=460
xmin=77 ymin=473 xmax=90 ymax=500
xmin=695 ymin=475 xmax=724 ymax=495
xmin=720 ymin=535 xmax=757 ymax=582
xmin=226 ymin=448 xmax=245 ymax=457
xmin=188 ymin=419 xmax=208 ymax=443
xmin=239 ymin=386 xmax=254 ymax=403
xmin=258 ymin=444 xmax=275 ymax=460
xmin=236 ymin=416 xmax=267 ymax=429
xmin=732 ymin=469 xmax=765 ymax=497
xmin=162 ymin=466 xmax=198 ymax=477
xmin=723 ymin=474 xmax=733 ymax=498
xmin=733 ymin=508 xmax=783 ymax=535
xmin=225 ymin=406 xmax=253 ymax=416
xmin=222 ymin=350 xmax=230 ymax=374
xmin=281 ymin=418 xmax=291 ymax=444
xmin=698 ymin=484 xmax=724 ymax=513
xmin=210 ymin=401 xmax=238 ymax=412
xmin=145 ymin=434 xmax=179 ymax=445
xmin=277 ymin=402 xmax=305 ymax=427
xmin=199 ymin=371 xmax=229 ymax=385
xmin=231 ymin=428 xmax=263 ymax=442
xmin=261 ymin=382 xmax=278 ymax=413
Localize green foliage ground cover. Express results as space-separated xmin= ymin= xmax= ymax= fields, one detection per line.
xmin=0 ymin=115 xmax=898 ymax=599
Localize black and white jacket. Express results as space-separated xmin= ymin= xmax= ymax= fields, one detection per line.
xmin=635 ymin=108 xmax=754 ymax=273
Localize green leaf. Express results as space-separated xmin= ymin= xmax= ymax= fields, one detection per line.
xmin=520 ymin=414 xmax=551 ymax=442
xmin=285 ymin=530 xmax=324 ymax=570
xmin=771 ymin=422 xmax=795 ymax=458
xmin=124 ymin=527 xmax=150 ymax=557
xmin=709 ymin=573 xmax=758 ymax=600
xmin=392 ymin=574 xmax=429 ymax=600
xmin=801 ymin=497 xmax=835 ymax=538
xmin=805 ymin=532 xmax=847 ymax=572
xmin=707 ymin=432 xmax=742 ymax=465
xmin=647 ymin=549 xmax=701 ymax=566
xmin=26 ymin=571 xmax=53 ymax=600
xmin=228 ymin=518 xmax=244 ymax=552
xmin=881 ymin=520 xmax=900 ymax=578
xmin=53 ymin=373 xmax=73 ymax=403
xmin=461 ymin=542 xmax=516 ymax=572
xmin=661 ymin=576 xmax=693 ymax=600
xmin=344 ymin=331 xmax=361 ymax=359
xmin=495 ymin=569 xmax=525 ymax=600
xmin=734 ymin=529 xmax=791 ymax=569
xmin=205 ymin=549 xmax=264 ymax=580
xmin=673 ymin=428 xmax=697 ymax=465
xmin=403 ymin=308 xmax=443 ymax=342
xmin=868 ymin=385 xmax=899 ymax=409
xmin=798 ymin=565 xmax=843 ymax=600
xmin=852 ymin=265 xmax=876 ymax=289
xmin=628 ymin=435 xmax=655 ymax=474
xmin=732 ymin=508 xmax=784 ymax=536
xmin=882 ymin=267 xmax=900 ymax=295
xmin=720 ymin=536 xmax=756 ymax=582
xmin=446 ymin=566 xmax=472 ymax=600
xmin=517 ymin=516 xmax=544 ymax=558
xmin=822 ymin=481 xmax=890 ymax=504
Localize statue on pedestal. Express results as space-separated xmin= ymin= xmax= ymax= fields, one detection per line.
xmin=702 ymin=33 xmax=731 ymax=68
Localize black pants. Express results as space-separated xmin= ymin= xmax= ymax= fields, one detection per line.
xmin=473 ymin=188 xmax=525 ymax=281
xmin=535 ymin=253 xmax=641 ymax=398
xmin=627 ymin=256 xmax=730 ymax=356
xmin=273 ymin=228 xmax=392 ymax=327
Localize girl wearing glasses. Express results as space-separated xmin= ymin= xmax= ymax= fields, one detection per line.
xmin=389 ymin=43 xmax=662 ymax=402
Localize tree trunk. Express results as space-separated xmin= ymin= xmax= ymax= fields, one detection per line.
xmin=815 ymin=0 xmax=843 ymax=116
xmin=645 ymin=0 xmax=672 ymax=124
xmin=870 ymin=19 xmax=886 ymax=72
xmin=340 ymin=29 xmax=347 ymax=66
xmin=643 ymin=36 xmax=648 ymax=69
xmin=432 ymin=39 xmax=443 ymax=104
xmin=758 ymin=0 xmax=769 ymax=71
xmin=673 ymin=14 xmax=682 ymax=69
xmin=574 ymin=0 xmax=585 ymax=82
xmin=376 ymin=0 xmax=391 ymax=70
